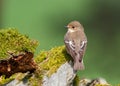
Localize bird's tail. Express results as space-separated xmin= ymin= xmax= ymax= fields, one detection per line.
xmin=73 ymin=60 xmax=85 ymax=71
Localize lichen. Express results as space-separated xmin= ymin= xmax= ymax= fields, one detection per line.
xmin=0 ymin=28 xmax=38 ymax=60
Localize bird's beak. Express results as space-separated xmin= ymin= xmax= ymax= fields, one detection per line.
xmin=64 ymin=26 xmax=69 ymax=28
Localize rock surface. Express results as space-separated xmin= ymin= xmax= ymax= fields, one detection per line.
xmin=4 ymin=79 xmax=28 ymax=86
xmin=42 ymin=62 xmax=76 ymax=86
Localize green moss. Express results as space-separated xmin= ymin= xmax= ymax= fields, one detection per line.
xmin=73 ymin=75 xmax=80 ymax=86
xmin=29 ymin=76 xmax=42 ymax=86
xmin=0 ymin=74 xmax=17 ymax=85
xmin=0 ymin=28 xmax=38 ymax=59
xmin=35 ymin=45 xmax=71 ymax=77
xmin=29 ymin=45 xmax=72 ymax=85
xmin=0 ymin=29 xmax=73 ymax=85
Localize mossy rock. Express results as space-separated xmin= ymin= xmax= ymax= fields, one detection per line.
xmin=0 ymin=45 xmax=114 ymax=86
xmin=0 ymin=46 xmax=72 ymax=85
xmin=0 ymin=28 xmax=38 ymax=60
xmin=35 ymin=46 xmax=71 ymax=76
xmin=28 ymin=46 xmax=72 ymax=85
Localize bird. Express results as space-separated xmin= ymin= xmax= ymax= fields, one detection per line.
xmin=64 ymin=21 xmax=87 ymax=71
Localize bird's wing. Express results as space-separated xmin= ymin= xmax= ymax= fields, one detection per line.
xmin=80 ymin=40 xmax=87 ymax=51
xmin=65 ymin=40 xmax=87 ymax=52
xmin=64 ymin=39 xmax=87 ymax=60
xmin=64 ymin=40 xmax=75 ymax=51
xmin=79 ymin=40 xmax=87 ymax=60
xmin=64 ymin=40 xmax=76 ymax=58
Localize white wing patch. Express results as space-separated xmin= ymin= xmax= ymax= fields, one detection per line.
xmin=65 ymin=40 xmax=75 ymax=51
xmin=80 ymin=40 xmax=87 ymax=51
xmin=80 ymin=41 xmax=84 ymax=49
xmin=65 ymin=40 xmax=87 ymax=51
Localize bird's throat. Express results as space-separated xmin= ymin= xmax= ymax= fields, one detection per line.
xmin=68 ymin=29 xmax=75 ymax=33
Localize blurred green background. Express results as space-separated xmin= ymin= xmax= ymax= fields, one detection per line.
xmin=0 ymin=0 xmax=120 ymax=85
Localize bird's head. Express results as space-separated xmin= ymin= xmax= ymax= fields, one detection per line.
xmin=65 ymin=21 xmax=84 ymax=32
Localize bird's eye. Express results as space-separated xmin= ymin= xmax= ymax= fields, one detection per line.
xmin=72 ymin=26 xmax=75 ymax=28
